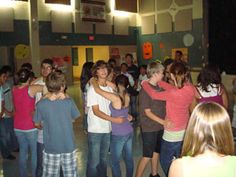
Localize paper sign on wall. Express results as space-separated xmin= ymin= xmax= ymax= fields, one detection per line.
xmin=143 ymin=42 xmax=153 ymax=60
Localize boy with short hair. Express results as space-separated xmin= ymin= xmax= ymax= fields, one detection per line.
xmin=34 ymin=72 xmax=80 ymax=177
xmin=135 ymin=62 xmax=166 ymax=177
xmin=86 ymin=60 xmax=124 ymax=177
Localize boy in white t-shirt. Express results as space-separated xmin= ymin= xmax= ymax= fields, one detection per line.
xmin=86 ymin=60 xmax=124 ymax=177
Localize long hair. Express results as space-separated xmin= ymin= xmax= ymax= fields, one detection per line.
xmin=169 ymin=61 xmax=188 ymax=88
xmin=115 ymin=74 xmax=129 ymax=107
xmin=181 ymin=102 xmax=234 ymax=157
xmin=80 ymin=62 xmax=94 ymax=92
xmin=197 ymin=64 xmax=221 ymax=92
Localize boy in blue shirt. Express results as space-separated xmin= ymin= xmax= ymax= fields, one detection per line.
xmin=34 ymin=72 xmax=80 ymax=177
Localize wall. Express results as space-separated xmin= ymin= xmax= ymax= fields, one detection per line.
xmin=137 ymin=0 xmax=206 ymax=68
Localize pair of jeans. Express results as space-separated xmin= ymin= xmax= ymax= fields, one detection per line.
xmin=160 ymin=139 xmax=182 ymax=176
xmin=5 ymin=118 xmax=18 ymax=151
xmin=36 ymin=142 xmax=44 ymax=177
xmin=110 ymin=132 xmax=134 ymax=177
xmin=0 ymin=118 xmax=12 ymax=158
xmin=130 ymin=96 xmax=138 ymax=118
xmin=15 ymin=130 xmax=38 ymax=177
xmin=86 ymin=132 xmax=111 ymax=177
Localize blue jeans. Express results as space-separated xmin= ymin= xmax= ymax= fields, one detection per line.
xmin=86 ymin=133 xmax=111 ymax=177
xmin=160 ymin=139 xmax=182 ymax=176
xmin=15 ymin=130 xmax=38 ymax=177
xmin=130 ymin=96 xmax=137 ymax=118
xmin=110 ymin=132 xmax=134 ymax=177
xmin=83 ymin=114 xmax=88 ymax=130
xmin=0 ymin=118 xmax=12 ymax=158
xmin=36 ymin=142 xmax=44 ymax=177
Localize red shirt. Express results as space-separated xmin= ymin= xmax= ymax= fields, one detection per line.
xmin=142 ymin=81 xmax=195 ymax=131
xmin=13 ymin=86 xmax=36 ymax=130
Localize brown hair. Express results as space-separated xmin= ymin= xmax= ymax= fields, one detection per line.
xmin=46 ymin=72 xmax=66 ymax=93
xmin=170 ymin=61 xmax=188 ymax=88
xmin=181 ymin=102 xmax=234 ymax=157
xmin=91 ymin=60 xmax=107 ymax=78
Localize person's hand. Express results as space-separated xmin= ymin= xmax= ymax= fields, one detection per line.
xmin=127 ymin=114 xmax=133 ymax=122
xmin=113 ymin=117 xmax=126 ymax=124
xmin=164 ymin=118 xmax=174 ymax=129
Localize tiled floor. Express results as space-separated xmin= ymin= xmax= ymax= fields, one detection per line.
xmin=0 ymin=83 xmax=165 ymax=177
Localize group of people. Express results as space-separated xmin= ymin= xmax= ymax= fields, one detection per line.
xmin=79 ymin=52 xmax=236 ymax=177
xmin=0 ymin=51 xmax=236 ymax=177
xmin=0 ymin=59 xmax=80 ymax=177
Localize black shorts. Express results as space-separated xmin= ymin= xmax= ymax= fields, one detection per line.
xmin=141 ymin=130 xmax=163 ymax=158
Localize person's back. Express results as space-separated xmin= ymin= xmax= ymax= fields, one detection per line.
xmin=179 ymin=155 xmax=236 ymax=177
xmin=35 ymin=98 xmax=79 ymax=153
xmin=13 ymin=86 xmax=35 ymax=130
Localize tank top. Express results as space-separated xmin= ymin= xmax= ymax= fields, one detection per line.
xmin=13 ymin=86 xmax=36 ymax=130
xmin=181 ymin=155 xmax=236 ymax=177
xmin=196 ymin=85 xmax=223 ymax=106
xmin=109 ymin=104 xmax=133 ymax=136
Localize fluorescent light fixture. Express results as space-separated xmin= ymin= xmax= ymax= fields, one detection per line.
xmin=110 ymin=0 xmax=134 ymax=17
xmin=0 ymin=0 xmax=15 ymax=7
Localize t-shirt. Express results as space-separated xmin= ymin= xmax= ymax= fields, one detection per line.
xmin=180 ymin=155 xmax=236 ymax=177
xmin=33 ymin=98 xmax=80 ymax=154
xmin=2 ymin=82 xmax=13 ymax=118
xmin=87 ymin=85 xmax=112 ymax=133
xmin=34 ymin=78 xmax=46 ymax=143
xmin=0 ymin=86 xmax=3 ymax=113
xmin=109 ymin=104 xmax=133 ymax=136
xmin=128 ymin=64 xmax=139 ymax=80
xmin=142 ymin=81 xmax=195 ymax=132
xmin=139 ymin=83 xmax=166 ymax=132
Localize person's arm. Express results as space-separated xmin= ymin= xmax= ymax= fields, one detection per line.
xmin=158 ymin=81 xmax=175 ymax=90
xmin=169 ymin=159 xmax=183 ymax=177
xmin=0 ymin=100 xmax=4 ymax=118
xmin=144 ymin=108 xmax=165 ymax=125
xmin=92 ymin=105 xmax=125 ymax=124
xmin=91 ymin=78 xmax=120 ymax=104
xmin=221 ymin=86 xmax=228 ymax=109
xmin=142 ymin=81 xmax=170 ymax=101
xmin=29 ymin=85 xmax=44 ymax=97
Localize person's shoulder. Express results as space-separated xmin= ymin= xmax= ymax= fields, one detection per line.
xmin=32 ymin=77 xmax=44 ymax=85
xmin=169 ymin=158 xmax=184 ymax=177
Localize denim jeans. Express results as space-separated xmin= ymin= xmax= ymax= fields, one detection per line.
xmin=15 ymin=130 xmax=38 ymax=177
xmin=160 ymin=139 xmax=182 ymax=176
xmin=0 ymin=118 xmax=12 ymax=158
xmin=110 ymin=132 xmax=134 ymax=177
xmin=86 ymin=132 xmax=111 ymax=177
xmin=4 ymin=118 xmax=18 ymax=151
xmin=36 ymin=142 xmax=44 ymax=177
xmin=130 ymin=96 xmax=138 ymax=118
xmin=83 ymin=114 xmax=88 ymax=131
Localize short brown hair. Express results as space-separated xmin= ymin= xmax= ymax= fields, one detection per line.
xmin=91 ymin=60 xmax=107 ymax=78
xmin=46 ymin=72 xmax=66 ymax=93
xmin=147 ymin=62 xmax=164 ymax=78
xmin=181 ymin=102 xmax=234 ymax=157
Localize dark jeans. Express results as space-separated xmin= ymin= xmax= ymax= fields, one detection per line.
xmin=110 ymin=132 xmax=134 ymax=177
xmin=0 ymin=118 xmax=13 ymax=158
xmin=36 ymin=142 xmax=44 ymax=177
xmin=86 ymin=132 xmax=111 ymax=177
xmin=160 ymin=139 xmax=182 ymax=176
xmin=130 ymin=96 xmax=138 ymax=118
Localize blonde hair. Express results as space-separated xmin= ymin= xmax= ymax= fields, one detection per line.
xmin=182 ymin=102 xmax=234 ymax=157
xmin=147 ymin=62 xmax=164 ymax=78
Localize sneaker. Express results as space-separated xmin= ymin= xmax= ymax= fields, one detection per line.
xmin=4 ymin=154 xmax=16 ymax=160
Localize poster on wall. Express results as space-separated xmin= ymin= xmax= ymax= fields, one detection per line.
xmin=81 ymin=1 xmax=106 ymax=22
xmin=172 ymin=48 xmax=188 ymax=62
xmin=143 ymin=42 xmax=153 ymax=60
xmin=110 ymin=48 xmax=121 ymax=65
xmin=52 ymin=56 xmax=71 ymax=73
